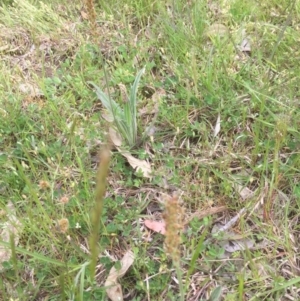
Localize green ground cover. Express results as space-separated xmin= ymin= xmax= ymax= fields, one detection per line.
xmin=0 ymin=0 xmax=300 ymax=300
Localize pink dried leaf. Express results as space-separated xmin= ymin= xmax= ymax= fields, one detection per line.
xmin=144 ymin=220 xmax=166 ymax=235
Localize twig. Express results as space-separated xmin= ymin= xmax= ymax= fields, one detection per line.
xmin=186 ymin=206 xmax=227 ymax=225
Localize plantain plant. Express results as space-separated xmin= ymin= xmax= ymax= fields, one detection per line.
xmin=89 ymin=68 xmax=145 ymax=148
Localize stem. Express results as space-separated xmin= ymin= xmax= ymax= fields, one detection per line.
xmin=89 ymin=145 xmax=111 ymax=280
xmin=174 ymin=260 xmax=184 ymax=301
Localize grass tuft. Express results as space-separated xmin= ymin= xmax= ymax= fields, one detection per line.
xmin=0 ymin=0 xmax=299 ymax=299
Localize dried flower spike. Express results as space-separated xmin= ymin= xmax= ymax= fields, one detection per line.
xmin=57 ymin=218 xmax=69 ymax=233
xmin=85 ymin=0 xmax=96 ymax=37
xmin=59 ymin=196 xmax=69 ymax=204
xmin=39 ymin=180 xmax=49 ymax=190
xmin=163 ymin=195 xmax=185 ymax=263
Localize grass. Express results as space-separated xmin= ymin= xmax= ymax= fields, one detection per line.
xmin=0 ymin=0 xmax=300 ymax=300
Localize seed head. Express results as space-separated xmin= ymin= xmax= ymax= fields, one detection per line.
xmin=57 ymin=218 xmax=69 ymax=233
xmin=163 ymin=195 xmax=185 ymax=263
xmin=59 ymin=196 xmax=69 ymax=204
xmin=39 ymin=180 xmax=49 ymax=190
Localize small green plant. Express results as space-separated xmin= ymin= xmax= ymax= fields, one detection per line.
xmin=89 ymin=68 xmax=145 ymax=148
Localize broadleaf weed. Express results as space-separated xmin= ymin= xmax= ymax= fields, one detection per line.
xmin=89 ymin=67 xmax=145 ymax=148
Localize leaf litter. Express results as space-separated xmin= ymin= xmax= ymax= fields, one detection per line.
xmin=211 ymin=223 xmax=255 ymax=254
xmin=239 ymin=29 xmax=251 ymax=54
xmin=144 ymin=204 xmax=228 ymax=236
xmin=118 ymin=148 xmax=152 ymax=178
xmin=144 ymin=219 xmax=166 ymax=235
xmin=109 ymin=127 xmax=122 ymax=147
xmin=105 ymin=250 xmax=134 ymax=301
xmin=213 ymin=113 xmax=221 ymax=137
xmin=108 ymin=126 xmax=152 ymax=178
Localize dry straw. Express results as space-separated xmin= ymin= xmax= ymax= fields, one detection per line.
xmin=85 ymin=0 xmax=97 ymax=39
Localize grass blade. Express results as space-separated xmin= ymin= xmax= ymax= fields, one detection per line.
xmin=88 ymin=82 xmax=122 ymax=119
xmin=186 ymin=227 xmax=208 ymax=283
xmin=0 ymin=241 xmax=76 ymax=268
xmin=129 ymin=67 xmax=145 ymax=136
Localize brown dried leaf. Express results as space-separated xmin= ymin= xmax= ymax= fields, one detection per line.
xmin=105 ymin=250 xmax=134 ymax=301
xmin=117 ymin=148 xmax=152 ymax=178
xmin=80 ymin=10 xmax=88 ymax=20
xmin=109 ymin=127 xmax=122 ymax=147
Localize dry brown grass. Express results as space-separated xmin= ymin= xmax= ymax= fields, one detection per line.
xmin=85 ymin=0 xmax=97 ymax=39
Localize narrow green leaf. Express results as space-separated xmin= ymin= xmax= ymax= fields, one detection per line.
xmin=88 ymin=82 xmax=122 ymax=119
xmin=254 ymin=277 xmax=300 ymax=298
xmin=130 ymin=67 xmax=145 ymax=119
xmin=186 ymin=227 xmax=208 ymax=281
xmin=0 ymin=241 xmax=76 ymax=268
xmin=208 ymin=286 xmax=222 ymax=301
xmin=124 ymin=102 xmax=134 ymax=145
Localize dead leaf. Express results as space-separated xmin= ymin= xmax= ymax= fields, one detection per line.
xmin=235 ymin=184 xmax=255 ymax=201
xmin=105 ymin=250 xmax=134 ymax=301
xmin=145 ymin=125 xmax=157 ymax=138
xmin=211 ymin=223 xmax=255 ymax=253
xmin=239 ymin=30 xmax=251 ymax=54
xmin=240 ymin=38 xmax=251 ymax=53
xmin=144 ymin=220 xmax=166 ymax=235
xmin=117 ymin=148 xmax=152 ymax=178
xmin=221 ymin=238 xmax=255 ymax=253
xmin=109 ymin=127 xmax=122 ymax=147
xmin=213 ymin=208 xmax=246 ymax=234
xmin=0 ymin=202 xmax=22 ymax=270
xmin=232 ymin=171 xmax=256 ymax=201
xmin=19 ymin=83 xmax=43 ymax=97
xmin=213 ymin=113 xmax=221 ymax=137
xmin=205 ymin=23 xmax=228 ymax=38
xmin=80 ymin=10 xmax=88 ymax=20
xmin=102 ymin=111 xmax=114 ymax=122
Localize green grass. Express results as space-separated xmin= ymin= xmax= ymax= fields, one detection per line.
xmin=0 ymin=0 xmax=300 ymax=300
